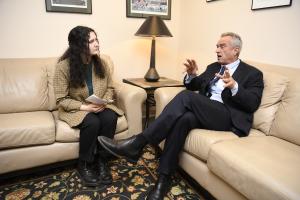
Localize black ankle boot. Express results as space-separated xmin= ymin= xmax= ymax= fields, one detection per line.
xmin=96 ymin=157 xmax=112 ymax=185
xmin=78 ymin=161 xmax=101 ymax=187
xmin=98 ymin=135 xmax=147 ymax=163
xmin=147 ymin=174 xmax=171 ymax=200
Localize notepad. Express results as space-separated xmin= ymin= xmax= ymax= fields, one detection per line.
xmin=85 ymin=94 xmax=114 ymax=105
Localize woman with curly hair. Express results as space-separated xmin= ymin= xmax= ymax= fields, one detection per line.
xmin=53 ymin=26 xmax=123 ymax=186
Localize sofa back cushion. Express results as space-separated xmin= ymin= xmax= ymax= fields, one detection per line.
xmin=252 ymin=71 xmax=289 ymax=134
xmin=248 ymin=61 xmax=300 ymax=146
xmin=46 ymin=59 xmax=58 ymax=111
xmin=0 ymin=58 xmax=57 ymax=113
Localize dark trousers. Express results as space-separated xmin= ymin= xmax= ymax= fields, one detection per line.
xmin=78 ymin=109 xmax=118 ymax=162
xmin=142 ymin=90 xmax=232 ymax=175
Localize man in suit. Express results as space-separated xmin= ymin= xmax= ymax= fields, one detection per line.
xmin=98 ymin=32 xmax=264 ymax=200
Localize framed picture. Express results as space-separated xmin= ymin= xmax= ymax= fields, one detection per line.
xmin=45 ymin=0 xmax=92 ymax=14
xmin=251 ymin=0 xmax=292 ymax=10
xmin=126 ymin=0 xmax=171 ymax=20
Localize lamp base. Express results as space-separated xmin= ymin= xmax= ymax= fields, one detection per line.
xmin=144 ymin=67 xmax=160 ymax=82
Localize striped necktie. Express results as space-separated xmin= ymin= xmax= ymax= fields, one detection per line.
xmin=209 ymin=65 xmax=226 ymax=86
xmin=207 ymin=66 xmax=225 ymax=97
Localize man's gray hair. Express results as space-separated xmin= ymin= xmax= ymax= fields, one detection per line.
xmin=221 ymin=32 xmax=243 ymax=51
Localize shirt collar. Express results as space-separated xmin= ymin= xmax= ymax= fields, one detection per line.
xmin=224 ymin=59 xmax=240 ymax=71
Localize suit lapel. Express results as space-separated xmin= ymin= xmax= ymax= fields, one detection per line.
xmin=232 ymin=61 xmax=247 ymax=84
xmin=208 ymin=63 xmax=222 ymax=80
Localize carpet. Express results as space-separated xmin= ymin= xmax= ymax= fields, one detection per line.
xmin=0 ymin=145 xmax=203 ymax=200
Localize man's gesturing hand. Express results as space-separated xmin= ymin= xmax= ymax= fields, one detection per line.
xmin=215 ymin=68 xmax=236 ymax=89
xmin=184 ymin=59 xmax=198 ymax=75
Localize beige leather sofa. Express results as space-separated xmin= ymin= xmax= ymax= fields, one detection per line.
xmin=154 ymin=61 xmax=300 ymax=200
xmin=0 ymin=55 xmax=146 ymax=175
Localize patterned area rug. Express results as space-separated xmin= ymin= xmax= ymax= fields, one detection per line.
xmin=0 ymin=145 xmax=203 ymax=200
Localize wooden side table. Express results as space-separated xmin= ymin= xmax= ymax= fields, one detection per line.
xmin=123 ymin=77 xmax=184 ymax=128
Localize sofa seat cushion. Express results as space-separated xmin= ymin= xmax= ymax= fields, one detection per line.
xmin=53 ymin=111 xmax=128 ymax=142
xmin=207 ymin=136 xmax=300 ymax=200
xmin=0 ymin=111 xmax=55 ymax=149
xmin=183 ymin=129 xmax=264 ymax=162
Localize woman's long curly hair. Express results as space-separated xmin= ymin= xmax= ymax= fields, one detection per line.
xmin=58 ymin=26 xmax=105 ymax=88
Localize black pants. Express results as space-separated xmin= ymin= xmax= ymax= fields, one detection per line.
xmin=78 ymin=109 xmax=118 ymax=162
xmin=142 ymin=90 xmax=232 ymax=175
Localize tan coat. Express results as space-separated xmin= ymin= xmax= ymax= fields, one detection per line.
xmin=53 ymin=54 xmax=124 ymax=127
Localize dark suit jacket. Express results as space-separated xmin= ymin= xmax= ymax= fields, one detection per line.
xmin=184 ymin=61 xmax=264 ymax=137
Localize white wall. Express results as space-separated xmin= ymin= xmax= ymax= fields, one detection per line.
xmin=0 ymin=0 xmax=181 ymax=81
xmin=177 ymin=0 xmax=300 ymax=80
xmin=0 ymin=0 xmax=299 ymax=81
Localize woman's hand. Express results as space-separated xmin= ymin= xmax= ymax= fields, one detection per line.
xmin=80 ymin=103 xmax=106 ymax=113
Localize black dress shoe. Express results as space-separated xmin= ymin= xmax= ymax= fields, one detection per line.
xmin=97 ymin=158 xmax=112 ymax=185
xmin=147 ymin=174 xmax=171 ymax=200
xmin=78 ymin=161 xmax=101 ymax=187
xmin=98 ymin=135 xmax=144 ymax=163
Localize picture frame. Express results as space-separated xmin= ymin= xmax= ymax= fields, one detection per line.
xmin=45 ymin=0 xmax=92 ymax=14
xmin=126 ymin=0 xmax=171 ymax=20
xmin=206 ymin=0 xmax=219 ymax=2
xmin=251 ymin=0 xmax=292 ymax=10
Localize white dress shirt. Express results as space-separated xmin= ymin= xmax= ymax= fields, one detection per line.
xmin=210 ymin=59 xmax=240 ymax=103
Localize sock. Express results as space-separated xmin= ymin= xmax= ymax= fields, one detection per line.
xmin=160 ymin=172 xmax=171 ymax=179
xmin=135 ymin=134 xmax=148 ymax=148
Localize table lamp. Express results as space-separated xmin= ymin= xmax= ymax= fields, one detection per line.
xmin=135 ymin=16 xmax=173 ymax=82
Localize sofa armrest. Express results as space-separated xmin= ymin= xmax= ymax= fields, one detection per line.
xmin=154 ymin=87 xmax=185 ymax=117
xmin=114 ymin=82 xmax=147 ymax=136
